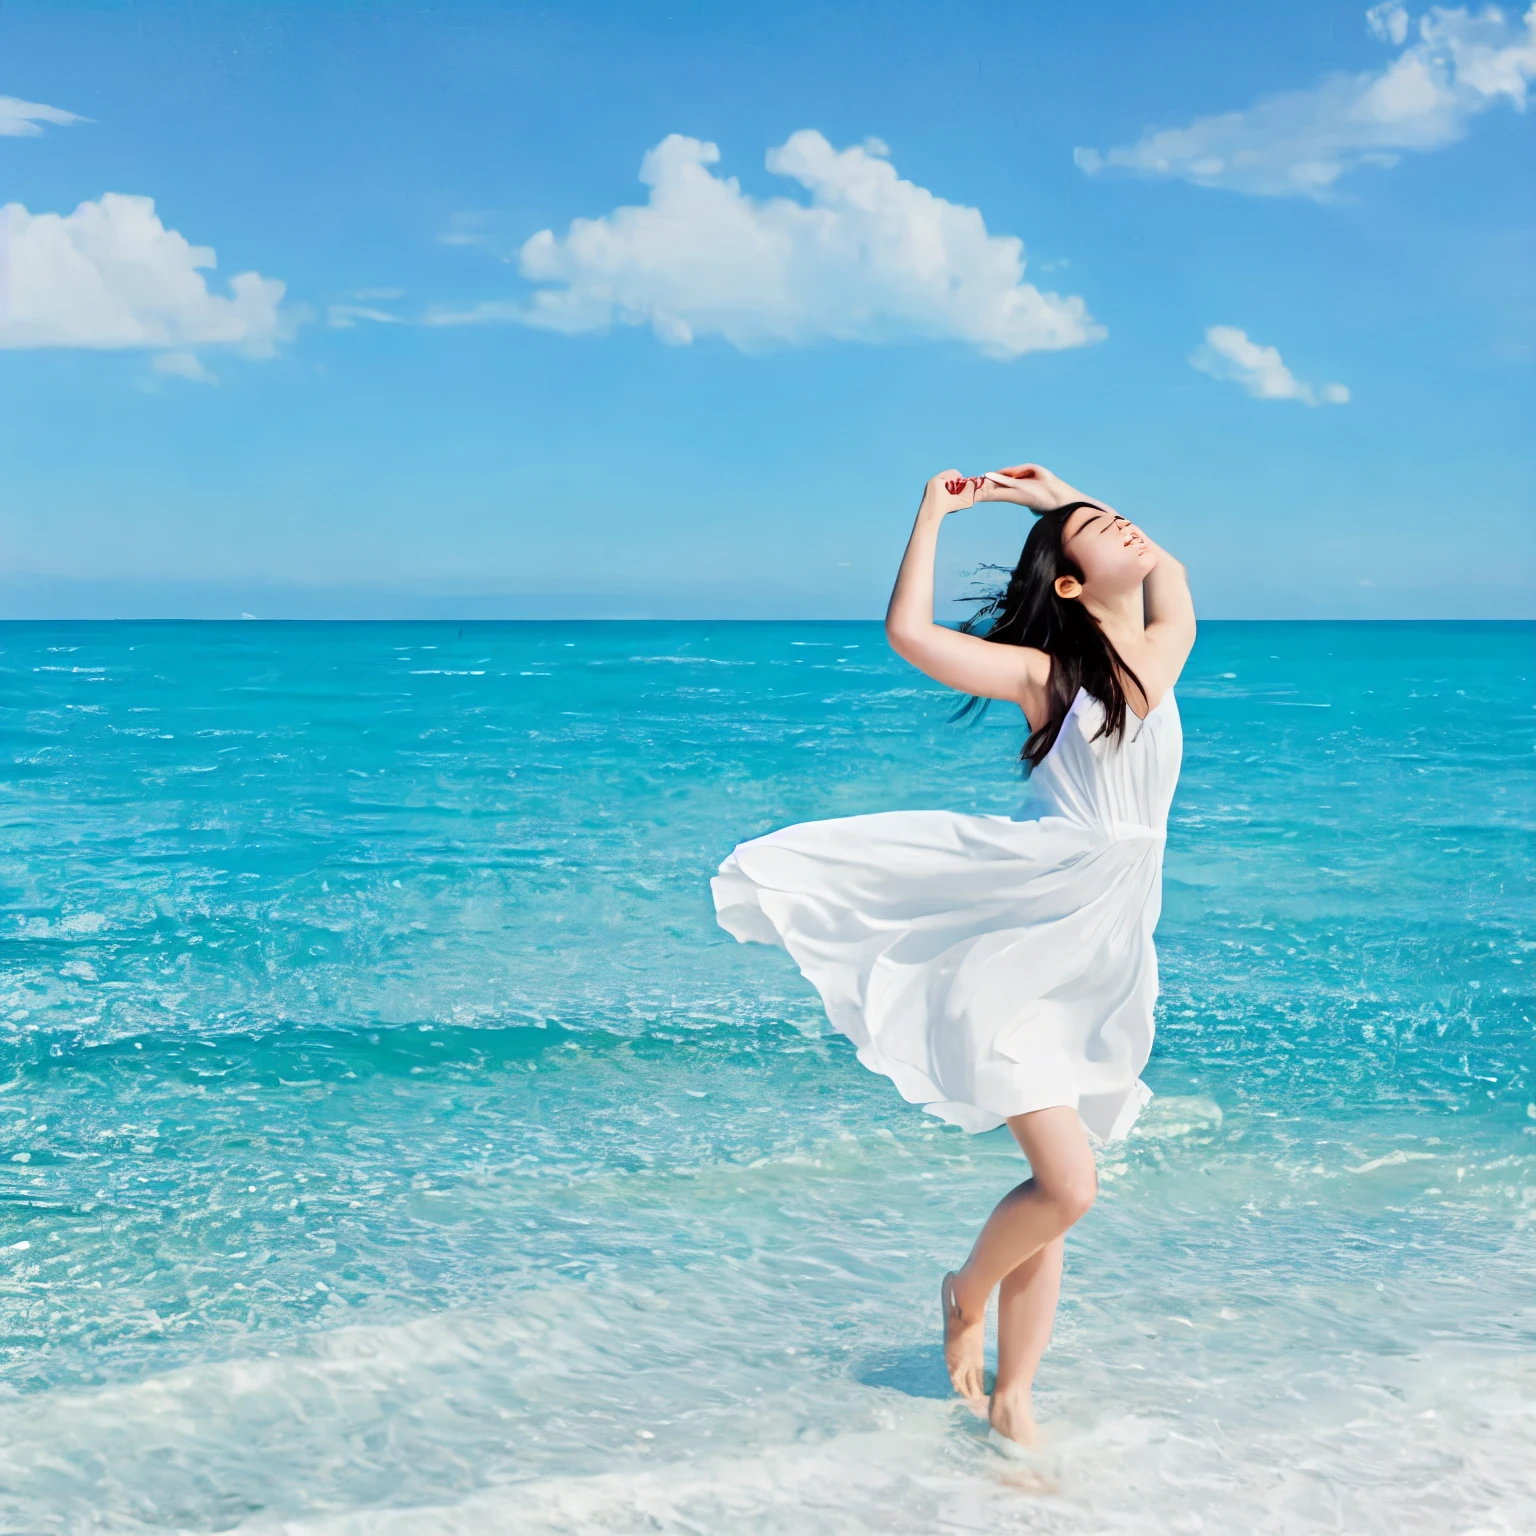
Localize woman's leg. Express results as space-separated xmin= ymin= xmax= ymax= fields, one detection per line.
xmin=941 ymin=1105 xmax=1096 ymax=1407
xmin=989 ymin=1234 xmax=1065 ymax=1445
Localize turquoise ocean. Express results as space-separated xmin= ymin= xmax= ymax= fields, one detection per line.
xmin=1 ymin=619 xmax=1532 ymax=1534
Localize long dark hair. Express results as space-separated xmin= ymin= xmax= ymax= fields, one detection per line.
xmin=953 ymin=500 xmax=1145 ymax=770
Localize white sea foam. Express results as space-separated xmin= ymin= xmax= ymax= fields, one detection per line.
xmin=626 ymin=654 xmax=746 ymax=665
xmin=6 ymin=1291 xmax=1527 ymax=1535
xmin=3 ymin=1194 xmax=1533 ymax=1536
xmin=1126 ymin=1094 xmax=1224 ymax=1139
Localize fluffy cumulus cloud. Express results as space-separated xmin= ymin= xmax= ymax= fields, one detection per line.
xmin=0 ymin=95 xmax=83 ymax=137
xmin=0 ymin=194 xmax=285 ymax=356
xmin=431 ymin=130 xmax=1102 ymax=357
xmin=1190 ymin=327 xmax=1350 ymax=405
xmin=1075 ymin=3 xmax=1536 ymax=197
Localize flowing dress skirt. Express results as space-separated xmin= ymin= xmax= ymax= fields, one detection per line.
xmin=710 ymin=688 xmax=1182 ymax=1143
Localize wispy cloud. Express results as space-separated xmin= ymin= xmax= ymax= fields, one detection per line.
xmin=438 ymin=213 xmax=519 ymax=261
xmin=151 ymin=350 xmax=218 ymax=385
xmin=1076 ymin=3 xmax=1536 ymax=197
xmin=326 ymin=291 xmax=406 ymax=329
xmin=326 ymin=306 xmax=402 ymax=328
xmin=430 ymin=130 xmax=1102 ymax=357
xmin=0 ymin=95 xmax=85 ymax=137
xmin=0 ymin=194 xmax=285 ymax=357
xmin=1190 ymin=326 xmax=1350 ymax=405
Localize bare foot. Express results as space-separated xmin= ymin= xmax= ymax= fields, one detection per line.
xmin=941 ymin=1270 xmax=986 ymax=1404
xmin=988 ymin=1386 xmax=1041 ymax=1449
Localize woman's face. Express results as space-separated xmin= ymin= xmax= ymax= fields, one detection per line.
xmin=1062 ymin=503 xmax=1158 ymax=594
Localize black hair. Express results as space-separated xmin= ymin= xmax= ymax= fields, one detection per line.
xmin=953 ymin=500 xmax=1146 ymax=770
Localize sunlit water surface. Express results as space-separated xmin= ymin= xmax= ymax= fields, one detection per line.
xmin=1 ymin=620 xmax=1532 ymax=1534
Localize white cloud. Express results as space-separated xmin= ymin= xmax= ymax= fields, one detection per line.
xmin=1368 ymin=3 xmax=1412 ymax=46
xmin=438 ymin=213 xmax=516 ymax=259
xmin=1190 ymin=326 xmax=1350 ymax=405
xmin=326 ymin=287 xmax=406 ymax=326
xmin=1075 ymin=3 xmax=1536 ymax=197
xmin=151 ymin=350 xmax=217 ymax=385
xmin=0 ymin=95 xmax=84 ymax=137
xmin=327 ymin=304 xmax=403 ymax=328
xmin=430 ymin=130 xmax=1102 ymax=357
xmin=0 ymin=194 xmax=285 ymax=354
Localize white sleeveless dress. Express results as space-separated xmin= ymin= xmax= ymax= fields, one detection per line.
xmin=711 ymin=687 xmax=1182 ymax=1144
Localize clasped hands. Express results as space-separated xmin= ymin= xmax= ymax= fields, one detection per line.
xmin=927 ymin=463 xmax=1075 ymax=516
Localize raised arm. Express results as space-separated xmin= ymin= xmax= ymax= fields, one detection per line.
xmin=1142 ymin=540 xmax=1196 ymax=647
xmin=884 ymin=472 xmax=1049 ymax=710
xmin=1131 ymin=532 xmax=1197 ymax=702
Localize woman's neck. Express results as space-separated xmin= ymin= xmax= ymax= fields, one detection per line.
xmin=1082 ymin=587 xmax=1147 ymax=648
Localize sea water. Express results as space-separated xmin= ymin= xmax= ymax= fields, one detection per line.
xmin=0 ymin=619 xmax=1531 ymax=1534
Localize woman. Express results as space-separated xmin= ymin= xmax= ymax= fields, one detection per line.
xmin=711 ymin=461 xmax=1196 ymax=1449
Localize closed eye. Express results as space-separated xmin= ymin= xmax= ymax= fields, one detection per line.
xmin=1073 ymin=512 xmax=1127 ymax=539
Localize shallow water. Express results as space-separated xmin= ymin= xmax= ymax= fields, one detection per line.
xmin=1 ymin=620 xmax=1532 ymax=1534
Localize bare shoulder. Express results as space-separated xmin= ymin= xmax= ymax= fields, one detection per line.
xmin=1120 ymin=625 xmax=1196 ymax=715
xmin=1146 ymin=619 xmax=1196 ymax=672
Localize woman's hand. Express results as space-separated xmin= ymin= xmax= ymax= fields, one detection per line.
xmin=920 ymin=470 xmax=984 ymax=517
xmin=974 ymin=463 xmax=1077 ymax=511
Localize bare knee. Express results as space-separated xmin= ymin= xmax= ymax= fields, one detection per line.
xmin=1042 ymin=1169 xmax=1097 ymax=1228
xmin=1008 ymin=1104 xmax=1099 ymax=1230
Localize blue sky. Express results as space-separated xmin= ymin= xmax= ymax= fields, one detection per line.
xmin=1 ymin=0 xmax=1532 ymax=619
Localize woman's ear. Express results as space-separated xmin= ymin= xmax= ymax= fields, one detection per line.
xmin=1054 ymin=575 xmax=1083 ymax=600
